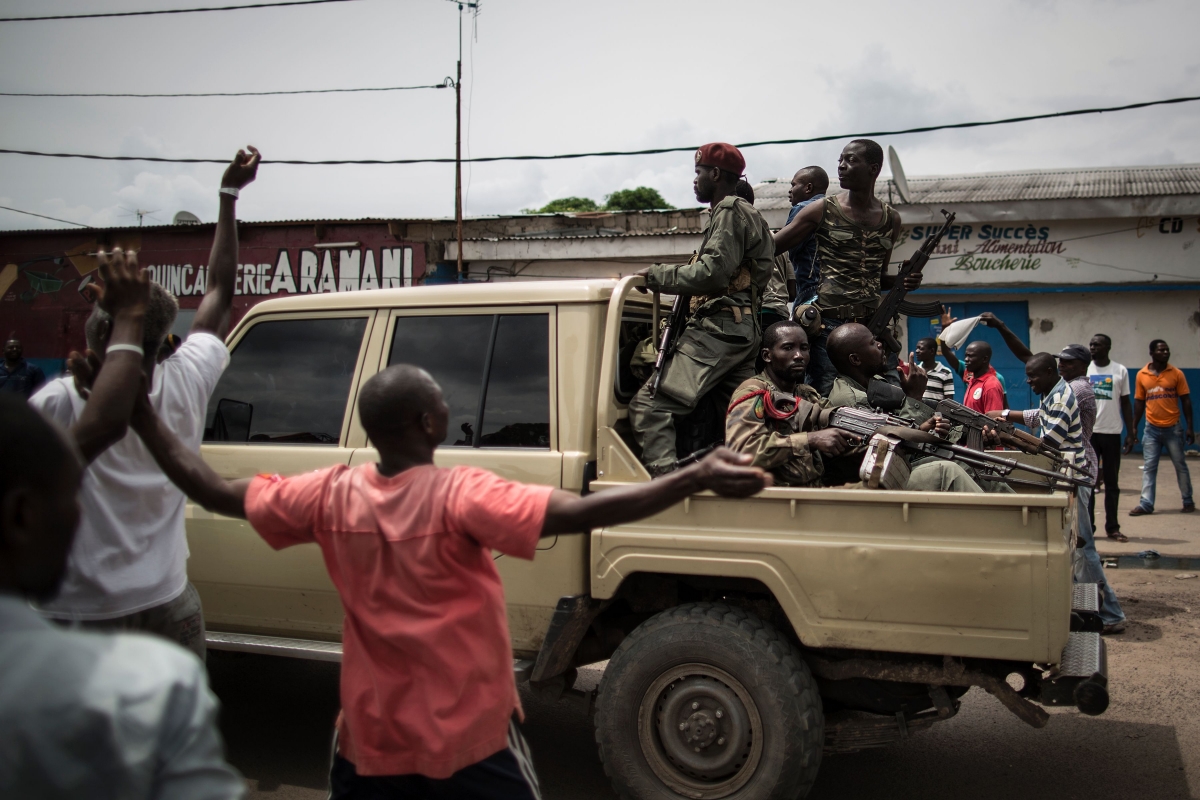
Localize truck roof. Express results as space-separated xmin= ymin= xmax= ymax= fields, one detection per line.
xmin=242 ymin=278 xmax=621 ymax=317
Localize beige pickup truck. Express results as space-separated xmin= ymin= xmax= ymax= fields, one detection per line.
xmin=191 ymin=276 xmax=1108 ymax=800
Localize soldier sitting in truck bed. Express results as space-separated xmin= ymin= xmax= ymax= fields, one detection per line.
xmin=823 ymin=323 xmax=1013 ymax=492
xmin=728 ymin=321 xmax=986 ymax=492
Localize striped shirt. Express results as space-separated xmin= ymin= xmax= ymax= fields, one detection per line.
xmin=1022 ymin=378 xmax=1093 ymax=482
xmin=922 ymin=361 xmax=956 ymax=403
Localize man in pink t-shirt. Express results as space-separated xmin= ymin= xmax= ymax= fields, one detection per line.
xmin=132 ymin=364 xmax=768 ymax=799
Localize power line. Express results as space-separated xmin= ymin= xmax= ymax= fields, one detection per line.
xmin=1 ymin=93 xmax=1198 ymax=166
xmin=0 ymin=81 xmax=453 ymax=98
xmin=0 ymin=204 xmax=92 ymax=227
xmin=0 ymin=0 xmax=359 ymax=23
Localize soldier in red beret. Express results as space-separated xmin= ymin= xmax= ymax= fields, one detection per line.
xmin=630 ymin=143 xmax=776 ymax=475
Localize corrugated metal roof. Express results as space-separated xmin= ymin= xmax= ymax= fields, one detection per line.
xmin=753 ymin=163 xmax=1200 ymax=209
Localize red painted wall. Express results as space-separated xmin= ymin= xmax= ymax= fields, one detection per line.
xmin=0 ymin=221 xmax=426 ymax=361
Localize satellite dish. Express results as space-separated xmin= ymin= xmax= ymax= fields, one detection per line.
xmin=887 ymin=145 xmax=910 ymax=204
xmin=173 ymin=210 xmax=201 ymax=225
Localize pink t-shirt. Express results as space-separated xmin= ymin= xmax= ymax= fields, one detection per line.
xmin=245 ymin=463 xmax=554 ymax=778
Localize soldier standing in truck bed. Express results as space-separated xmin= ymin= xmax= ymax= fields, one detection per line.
xmin=773 ymin=139 xmax=923 ymax=396
xmin=630 ymin=143 xmax=776 ymax=476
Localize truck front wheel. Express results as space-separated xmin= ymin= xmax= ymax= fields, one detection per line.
xmin=595 ymin=602 xmax=823 ymax=800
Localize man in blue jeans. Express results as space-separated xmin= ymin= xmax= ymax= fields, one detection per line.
xmin=1128 ymin=339 xmax=1195 ymax=515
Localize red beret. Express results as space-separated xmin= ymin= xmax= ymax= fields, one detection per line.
xmin=695 ymin=142 xmax=745 ymax=175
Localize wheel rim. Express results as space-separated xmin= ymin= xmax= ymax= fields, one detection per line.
xmin=637 ymin=663 xmax=763 ymax=798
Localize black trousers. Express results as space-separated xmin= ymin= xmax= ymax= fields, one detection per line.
xmin=329 ymin=719 xmax=542 ymax=800
xmin=1090 ymin=433 xmax=1123 ymax=534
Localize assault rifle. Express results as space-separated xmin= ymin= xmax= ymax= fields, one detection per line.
xmin=824 ymin=406 xmax=1093 ymax=492
xmin=649 ymin=292 xmax=690 ymax=398
xmin=934 ymin=399 xmax=1074 ymax=468
xmin=869 ymin=208 xmax=956 ymax=353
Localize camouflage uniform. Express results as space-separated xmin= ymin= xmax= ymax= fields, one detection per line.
xmin=725 ymin=373 xmax=826 ymax=487
xmin=824 ymin=375 xmax=987 ymax=493
xmin=630 ymin=195 xmax=775 ymax=472
xmin=805 ymin=195 xmax=902 ymax=396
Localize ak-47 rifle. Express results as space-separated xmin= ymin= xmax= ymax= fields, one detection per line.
xmin=647 ymin=251 xmax=699 ymax=398
xmin=825 ymin=406 xmax=1092 ymax=491
xmin=869 ymin=208 xmax=956 ymax=353
xmin=934 ymin=399 xmax=1072 ymax=467
xmin=649 ymin=293 xmax=689 ymax=398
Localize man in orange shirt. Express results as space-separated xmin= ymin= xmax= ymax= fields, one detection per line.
xmin=1129 ymin=339 xmax=1194 ymax=515
xmin=128 ymin=363 xmax=769 ymax=799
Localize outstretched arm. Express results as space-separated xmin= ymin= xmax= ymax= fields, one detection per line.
xmin=131 ymin=398 xmax=250 ymax=518
xmin=70 ymin=250 xmax=151 ymax=464
xmin=978 ymin=312 xmax=1032 ymax=363
xmin=540 ymin=449 xmax=769 ymax=535
xmin=190 ymin=146 xmax=261 ymax=338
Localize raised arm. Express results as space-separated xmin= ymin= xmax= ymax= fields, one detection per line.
xmin=978 ymin=312 xmax=1032 ymax=363
xmin=190 ymin=146 xmax=261 ymax=338
xmin=773 ymin=200 xmax=823 ymax=255
xmin=70 ymin=250 xmax=150 ymax=464
xmin=540 ymin=449 xmax=769 ymax=536
xmin=131 ymin=397 xmax=250 ymax=518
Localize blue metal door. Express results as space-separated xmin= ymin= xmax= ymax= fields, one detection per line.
xmin=907 ymin=301 xmax=1032 ymax=412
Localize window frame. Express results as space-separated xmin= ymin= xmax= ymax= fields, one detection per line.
xmin=376 ymin=306 xmax=558 ymax=452
xmin=212 ymin=309 xmax=377 ymax=449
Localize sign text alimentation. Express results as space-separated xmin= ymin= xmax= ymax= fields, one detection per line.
xmin=143 ymin=246 xmax=416 ymax=297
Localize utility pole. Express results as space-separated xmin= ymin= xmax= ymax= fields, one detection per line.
xmin=454 ymin=1 xmax=478 ymax=280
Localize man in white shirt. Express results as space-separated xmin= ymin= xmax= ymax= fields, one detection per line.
xmin=1088 ymin=333 xmax=1136 ymax=541
xmin=0 ymin=356 xmax=243 ymax=797
xmin=29 ymin=146 xmax=261 ymax=659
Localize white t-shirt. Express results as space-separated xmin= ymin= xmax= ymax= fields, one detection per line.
xmin=1087 ymin=359 xmax=1130 ymax=435
xmin=29 ymin=332 xmax=229 ymax=620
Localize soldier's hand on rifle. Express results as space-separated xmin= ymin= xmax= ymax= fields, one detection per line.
xmin=808 ymin=429 xmax=858 ymax=456
xmin=901 ymin=270 xmax=923 ymax=291
xmin=691 ymin=448 xmax=773 ymax=497
xmin=982 ymin=425 xmax=1001 ymax=446
xmin=919 ymin=413 xmax=951 ymax=439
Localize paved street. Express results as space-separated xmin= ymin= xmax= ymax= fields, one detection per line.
xmin=215 ymin=453 xmax=1200 ymax=800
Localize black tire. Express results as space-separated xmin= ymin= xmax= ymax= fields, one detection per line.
xmin=595 ymin=602 xmax=823 ymax=800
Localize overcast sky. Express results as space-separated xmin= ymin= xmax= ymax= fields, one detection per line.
xmin=2 ymin=0 xmax=1199 ymax=230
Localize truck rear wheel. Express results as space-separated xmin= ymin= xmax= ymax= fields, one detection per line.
xmin=595 ymin=602 xmax=823 ymax=800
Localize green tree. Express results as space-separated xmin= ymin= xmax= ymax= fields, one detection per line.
xmin=524 ymin=196 xmax=599 ymax=214
xmin=604 ymin=187 xmax=675 ymax=211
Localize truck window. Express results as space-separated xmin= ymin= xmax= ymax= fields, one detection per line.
xmin=479 ymin=314 xmax=550 ymax=447
xmin=387 ymin=312 xmax=550 ymax=449
xmin=387 ymin=314 xmax=493 ymax=446
xmin=204 ymin=317 xmax=368 ymax=445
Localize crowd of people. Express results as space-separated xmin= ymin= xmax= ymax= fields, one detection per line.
xmin=0 ymin=149 xmax=774 ymax=799
xmin=1 ymin=137 xmax=1194 ymax=799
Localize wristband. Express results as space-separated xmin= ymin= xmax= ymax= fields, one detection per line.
xmin=219 ymin=187 xmax=240 ymax=198
xmin=106 ymin=343 xmax=144 ymax=357
xmin=1002 ymin=409 xmax=1011 ymax=420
